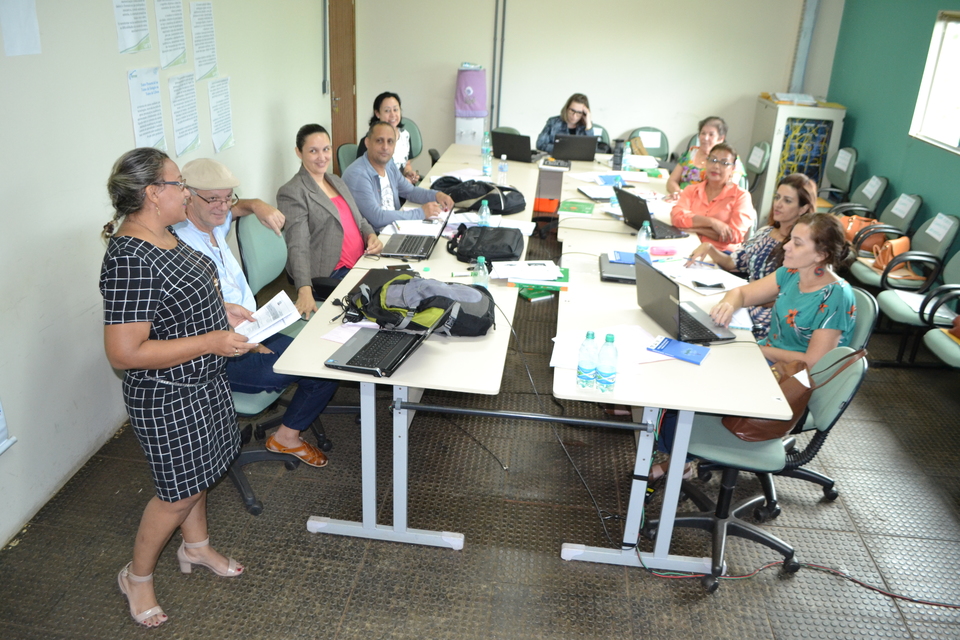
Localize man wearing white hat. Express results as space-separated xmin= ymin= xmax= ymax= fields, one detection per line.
xmin=174 ymin=158 xmax=335 ymax=468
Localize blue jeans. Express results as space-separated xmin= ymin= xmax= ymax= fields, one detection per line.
xmin=226 ymin=334 xmax=338 ymax=431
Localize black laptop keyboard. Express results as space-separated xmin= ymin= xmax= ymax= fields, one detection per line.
xmin=396 ymin=235 xmax=432 ymax=255
xmin=652 ymin=219 xmax=688 ymax=240
xmin=346 ymin=331 xmax=412 ymax=367
xmin=679 ymin=307 xmax=717 ymax=342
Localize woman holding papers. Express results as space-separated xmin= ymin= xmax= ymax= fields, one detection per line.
xmin=711 ymin=212 xmax=857 ymax=367
xmin=279 ymin=123 xmax=383 ymax=319
xmin=666 ymin=116 xmax=745 ymax=199
xmin=100 ymin=148 xmax=255 ymax=628
xmin=685 ymin=173 xmax=817 ymax=339
xmin=669 ymin=142 xmax=756 ymax=253
xmin=536 ymin=93 xmax=598 ymax=153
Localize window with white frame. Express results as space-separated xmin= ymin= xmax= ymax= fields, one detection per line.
xmin=910 ymin=11 xmax=960 ymax=153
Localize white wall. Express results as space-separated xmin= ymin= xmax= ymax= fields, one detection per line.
xmin=357 ymin=0 xmax=843 ymax=163
xmin=0 ymin=0 xmax=330 ymax=545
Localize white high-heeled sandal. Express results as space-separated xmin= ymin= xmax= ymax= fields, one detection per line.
xmin=177 ymin=538 xmax=243 ymax=577
xmin=117 ymin=562 xmax=167 ymax=627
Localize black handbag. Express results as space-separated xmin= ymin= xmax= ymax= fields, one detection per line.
xmin=446 ymin=223 xmax=524 ymax=263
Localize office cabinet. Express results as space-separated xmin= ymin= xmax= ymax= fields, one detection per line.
xmin=749 ymin=97 xmax=846 ymax=218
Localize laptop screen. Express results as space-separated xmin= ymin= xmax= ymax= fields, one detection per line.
xmin=634 ymin=257 xmax=681 ymax=340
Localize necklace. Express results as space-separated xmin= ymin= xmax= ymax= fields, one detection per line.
xmin=125 ymin=217 xmax=174 ymax=247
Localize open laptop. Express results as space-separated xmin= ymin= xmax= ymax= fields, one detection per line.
xmin=615 ymin=187 xmax=688 ymax=240
xmin=552 ymin=134 xmax=599 ymax=161
xmin=324 ymin=306 xmax=453 ymax=377
xmin=634 ymin=257 xmax=736 ymax=344
xmin=491 ymin=131 xmax=547 ymax=163
xmin=380 ymin=207 xmax=454 ymax=260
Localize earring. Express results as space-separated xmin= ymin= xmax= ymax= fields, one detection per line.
xmin=156 ymin=204 xmax=161 ymax=216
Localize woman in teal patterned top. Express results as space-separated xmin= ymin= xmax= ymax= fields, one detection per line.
xmin=711 ymin=213 xmax=857 ymax=367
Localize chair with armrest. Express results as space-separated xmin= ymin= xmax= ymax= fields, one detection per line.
xmin=816 ymin=147 xmax=857 ymax=210
xmin=628 ymin=127 xmax=670 ymax=162
xmin=743 ymin=141 xmax=770 ymax=192
xmin=923 ymin=316 xmax=960 ymax=369
xmin=400 ymin=117 xmax=422 ymax=159
xmin=590 ymin=123 xmax=610 ymax=147
xmin=848 ymin=194 xmax=923 ymax=258
xmin=227 ymin=215 xmax=357 ymax=515
xmin=874 ymin=251 xmax=960 ymax=366
xmin=649 ymin=347 xmax=867 ymax=592
xmin=848 ymin=214 xmax=959 ymax=293
xmin=337 ymin=143 xmax=358 ymax=176
xmin=827 ymin=175 xmax=888 ymax=217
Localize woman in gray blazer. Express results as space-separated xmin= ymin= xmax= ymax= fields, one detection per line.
xmin=278 ymin=124 xmax=382 ymax=319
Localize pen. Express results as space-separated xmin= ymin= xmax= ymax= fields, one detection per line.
xmin=684 ymin=258 xmax=718 ymax=268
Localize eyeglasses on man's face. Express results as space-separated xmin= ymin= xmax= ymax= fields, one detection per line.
xmin=190 ymin=190 xmax=239 ymax=208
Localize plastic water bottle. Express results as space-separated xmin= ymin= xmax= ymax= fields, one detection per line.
xmin=481 ymin=131 xmax=493 ymax=177
xmin=497 ymin=154 xmax=509 ymax=186
xmin=477 ymin=199 xmax=491 ymax=227
xmin=576 ymin=331 xmax=598 ymax=388
xmin=636 ymin=221 xmax=652 ymax=264
xmin=596 ymin=334 xmax=618 ymax=393
xmin=471 ymin=256 xmax=490 ymax=289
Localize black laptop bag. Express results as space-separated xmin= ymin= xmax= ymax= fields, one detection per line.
xmin=432 ymin=178 xmax=526 ymax=215
xmin=446 ymin=224 xmax=524 ymax=264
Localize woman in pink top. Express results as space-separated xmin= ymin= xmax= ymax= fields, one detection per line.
xmin=669 ymin=142 xmax=756 ymax=252
xmin=279 ymin=124 xmax=383 ymax=319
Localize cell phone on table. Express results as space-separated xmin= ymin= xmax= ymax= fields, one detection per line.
xmin=692 ymin=281 xmax=724 ymax=291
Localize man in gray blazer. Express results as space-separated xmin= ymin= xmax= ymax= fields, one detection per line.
xmin=342 ymin=121 xmax=454 ymax=233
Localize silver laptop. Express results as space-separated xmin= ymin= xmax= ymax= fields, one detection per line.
xmin=634 ymin=258 xmax=736 ymax=344
xmin=599 ymin=254 xmax=637 ymax=283
xmin=324 ymin=306 xmax=453 ymax=377
xmin=380 ymin=207 xmax=454 ymax=260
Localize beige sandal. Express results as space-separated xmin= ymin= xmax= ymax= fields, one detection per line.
xmin=117 ymin=562 xmax=167 ymax=627
xmin=177 ymin=538 xmax=243 ymax=577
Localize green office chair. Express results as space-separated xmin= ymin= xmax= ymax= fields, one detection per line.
xmin=227 ymin=215 xmax=355 ymax=515
xmin=628 ymin=126 xmax=669 ymax=162
xmin=492 ymin=126 xmax=520 ymax=135
xmin=924 ymin=324 xmax=960 ymax=368
xmin=828 ymin=175 xmax=888 ymax=217
xmin=591 ymin=123 xmax=610 ymax=147
xmin=848 ymin=214 xmax=959 ymax=293
xmin=651 ymin=347 xmax=867 ymax=592
xmin=849 ymin=194 xmax=923 ymax=258
xmin=337 ymin=142 xmax=358 ymax=176
xmin=816 ymin=147 xmax=857 ymax=211
xmin=875 ymin=251 xmax=960 ymax=365
xmin=400 ymin=117 xmax=422 ymax=159
xmin=743 ymin=141 xmax=771 ymax=192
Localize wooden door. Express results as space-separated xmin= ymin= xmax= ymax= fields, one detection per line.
xmin=329 ymin=0 xmax=357 ymax=175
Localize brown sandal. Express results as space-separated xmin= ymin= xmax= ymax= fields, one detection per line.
xmin=265 ymin=435 xmax=328 ymax=467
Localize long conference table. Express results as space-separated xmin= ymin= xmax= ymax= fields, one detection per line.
xmin=273 ymin=144 xmax=791 ymax=573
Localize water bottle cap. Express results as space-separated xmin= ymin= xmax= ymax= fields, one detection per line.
xmin=501 ymin=154 xmax=507 ymax=160
xmin=586 ymin=331 xmax=595 ymax=339
xmin=481 ymin=200 xmax=488 ymax=206
xmin=605 ymin=334 xmax=615 ymax=342
xmin=477 ymin=256 xmax=485 ymax=264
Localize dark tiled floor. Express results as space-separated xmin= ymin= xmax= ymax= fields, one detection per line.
xmin=2 ymin=236 xmax=960 ymax=639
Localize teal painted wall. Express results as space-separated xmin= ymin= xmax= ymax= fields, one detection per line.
xmin=829 ymin=0 xmax=960 ymax=248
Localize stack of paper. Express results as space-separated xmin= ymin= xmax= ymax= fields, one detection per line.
xmin=234 ymin=291 xmax=300 ymax=344
xmin=490 ymin=260 xmax=569 ymax=291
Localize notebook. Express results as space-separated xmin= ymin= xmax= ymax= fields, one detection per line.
xmin=599 ymin=254 xmax=637 ymax=283
xmin=634 ymin=257 xmax=736 ymax=344
xmin=552 ymin=134 xmax=599 ymax=161
xmin=324 ymin=306 xmax=452 ymax=378
xmin=615 ymin=187 xmax=688 ymax=240
xmin=491 ymin=131 xmax=547 ymax=163
xmin=380 ymin=207 xmax=454 ymax=260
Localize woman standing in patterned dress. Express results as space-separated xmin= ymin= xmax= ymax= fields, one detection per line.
xmin=101 ymin=148 xmax=258 ymax=628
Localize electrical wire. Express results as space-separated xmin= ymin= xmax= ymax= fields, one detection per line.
xmin=493 ymin=299 xmax=623 ymax=546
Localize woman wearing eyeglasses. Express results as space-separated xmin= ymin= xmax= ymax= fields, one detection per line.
xmin=665 ymin=116 xmax=746 ymax=200
xmin=535 ymin=93 xmax=597 ymax=153
xmin=101 ymin=148 xmax=256 ymax=628
xmin=669 ymin=142 xmax=756 ymax=252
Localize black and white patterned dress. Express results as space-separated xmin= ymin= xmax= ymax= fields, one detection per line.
xmin=100 ymin=233 xmax=240 ymax=502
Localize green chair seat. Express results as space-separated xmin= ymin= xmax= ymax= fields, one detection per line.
xmin=924 ymin=329 xmax=960 ymax=368
xmin=688 ymin=414 xmax=787 ymax=473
